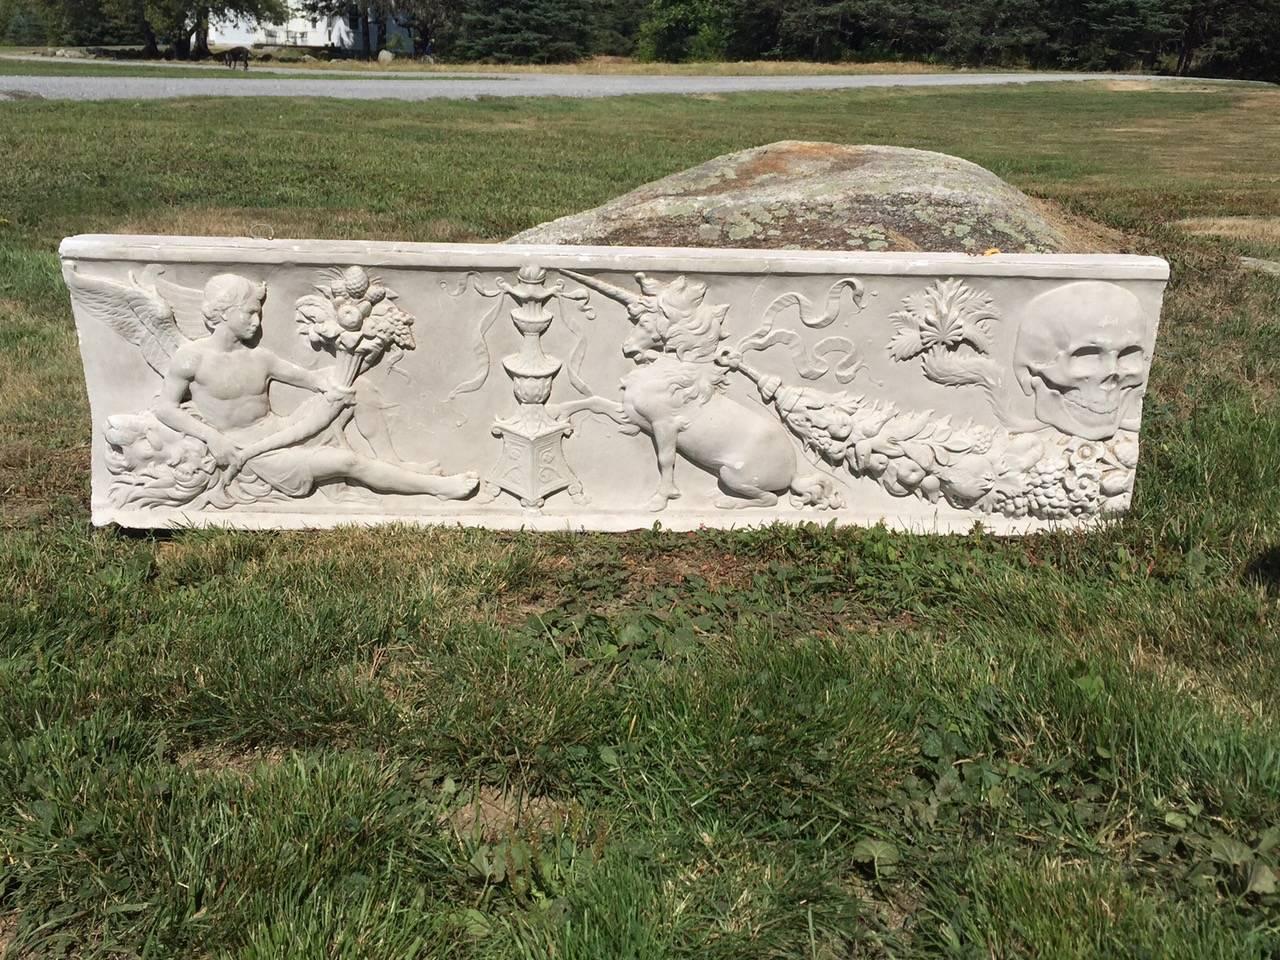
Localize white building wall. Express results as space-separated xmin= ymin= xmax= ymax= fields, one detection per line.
xmin=207 ymin=5 xmax=362 ymax=49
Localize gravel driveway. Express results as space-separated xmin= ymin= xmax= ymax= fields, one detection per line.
xmin=0 ymin=69 xmax=1171 ymax=102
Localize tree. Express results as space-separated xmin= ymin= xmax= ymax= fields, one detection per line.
xmin=635 ymin=0 xmax=729 ymax=61
xmin=2 ymin=0 xmax=52 ymax=42
xmin=446 ymin=0 xmax=595 ymax=63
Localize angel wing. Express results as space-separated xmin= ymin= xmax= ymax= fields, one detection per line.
xmin=63 ymin=263 xmax=193 ymax=377
xmin=140 ymin=265 xmax=212 ymax=341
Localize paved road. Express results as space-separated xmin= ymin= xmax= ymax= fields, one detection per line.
xmin=0 ymin=68 xmax=1177 ymax=102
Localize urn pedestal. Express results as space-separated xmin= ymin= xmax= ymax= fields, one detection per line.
xmin=475 ymin=268 xmax=587 ymax=508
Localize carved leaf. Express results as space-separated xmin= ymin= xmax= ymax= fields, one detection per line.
xmin=931 ymin=277 xmax=997 ymax=353
xmin=887 ymin=324 xmax=926 ymax=361
xmin=63 ymin=264 xmax=184 ymax=376
xmin=921 ymin=348 xmax=998 ymax=389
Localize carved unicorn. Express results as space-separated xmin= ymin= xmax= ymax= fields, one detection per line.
xmin=558 ymin=270 xmax=842 ymax=512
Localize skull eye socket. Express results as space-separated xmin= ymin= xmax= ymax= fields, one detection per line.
xmin=1117 ymin=345 xmax=1145 ymax=374
xmin=1066 ymin=345 xmax=1105 ymax=378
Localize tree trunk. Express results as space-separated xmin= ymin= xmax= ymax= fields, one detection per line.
xmin=360 ymin=3 xmax=372 ymax=58
xmin=174 ymin=31 xmax=191 ymax=60
xmin=142 ymin=21 xmax=159 ymax=58
xmin=193 ymin=9 xmax=211 ymax=59
xmin=1176 ymin=33 xmax=1195 ymax=74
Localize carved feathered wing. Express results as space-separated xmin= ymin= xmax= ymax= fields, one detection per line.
xmin=144 ymin=265 xmax=210 ymax=341
xmin=63 ymin=263 xmax=188 ymax=376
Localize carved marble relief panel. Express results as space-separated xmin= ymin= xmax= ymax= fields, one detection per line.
xmin=62 ymin=236 xmax=1168 ymax=532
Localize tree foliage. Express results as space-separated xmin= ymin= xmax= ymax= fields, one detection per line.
xmin=634 ymin=0 xmax=1280 ymax=82
xmin=6 ymin=0 xmax=1277 ymax=78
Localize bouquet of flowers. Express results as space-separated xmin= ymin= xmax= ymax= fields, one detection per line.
xmin=294 ymin=265 xmax=417 ymax=387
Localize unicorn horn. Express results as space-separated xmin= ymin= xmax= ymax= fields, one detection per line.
xmin=559 ymin=269 xmax=645 ymax=317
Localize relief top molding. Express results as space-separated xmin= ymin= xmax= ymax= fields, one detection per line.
xmin=59 ymin=236 xmax=1171 ymax=282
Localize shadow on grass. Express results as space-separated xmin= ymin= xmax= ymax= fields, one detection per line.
xmin=1243 ymin=544 xmax=1280 ymax=596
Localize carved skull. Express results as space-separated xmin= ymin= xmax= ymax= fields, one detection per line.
xmin=1014 ymin=281 xmax=1148 ymax=441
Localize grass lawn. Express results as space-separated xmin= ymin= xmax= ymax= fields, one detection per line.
xmin=2 ymin=81 xmax=1279 ymax=957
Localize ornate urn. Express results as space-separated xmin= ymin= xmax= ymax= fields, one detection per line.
xmin=481 ymin=265 xmax=586 ymax=508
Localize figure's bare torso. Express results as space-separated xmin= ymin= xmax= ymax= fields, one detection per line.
xmin=183 ymin=343 xmax=274 ymax=431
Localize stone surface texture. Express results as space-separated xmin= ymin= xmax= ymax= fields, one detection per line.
xmin=62 ymin=235 xmax=1167 ymax=533
xmin=510 ymin=142 xmax=1104 ymax=254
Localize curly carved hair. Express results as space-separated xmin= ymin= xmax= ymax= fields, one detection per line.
xmin=201 ymin=274 xmax=267 ymax=328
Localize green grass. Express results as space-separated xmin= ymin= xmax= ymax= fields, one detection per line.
xmin=2 ymin=81 xmax=1280 ymax=957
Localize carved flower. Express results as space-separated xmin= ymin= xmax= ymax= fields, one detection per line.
xmin=1069 ymin=441 xmax=1101 ymax=468
xmin=887 ymin=278 xmax=997 ymax=361
xmin=1067 ymin=473 xmax=1101 ymax=503
xmin=1111 ymin=435 xmax=1140 ymax=470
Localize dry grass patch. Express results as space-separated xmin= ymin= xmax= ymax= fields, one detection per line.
xmin=111 ymin=208 xmax=487 ymax=243
xmin=0 ymin=912 xmax=17 ymax=959
xmin=266 ymin=55 xmax=957 ymax=76
xmin=111 ymin=207 xmax=389 ymax=241
xmin=0 ymin=441 xmax=88 ymax=515
xmin=176 ymin=744 xmax=288 ymax=778
xmin=447 ymin=786 xmax=578 ymax=842
xmin=1028 ymin=197 xmax=1128 ymax=252
xmin=1101 ymin=79 xmax=1241 ymax=94
xmin=1176 ymin=216 xmax=1280 ymax=244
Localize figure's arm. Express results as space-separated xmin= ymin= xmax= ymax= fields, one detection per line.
xmin=153 ymin=350 xmax=238 ymax=463
xmin=222 ymin=357 xmax=356 ymax=479
xmin=266 ymin=353 xmax=348 ymax=399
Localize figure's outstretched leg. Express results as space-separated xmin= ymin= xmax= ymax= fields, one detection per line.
xmin=647 ymin=419 xmax=681 ymax=512
xmin=550 ymin=396 xmax=628 ymax=424
xmin=310 ymin=449 xmax=478 ymax=500
xmin=715 ymin=465 xmax=779 ymax=509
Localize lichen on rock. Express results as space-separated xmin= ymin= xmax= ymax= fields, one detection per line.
xmin=511 ymin=141 xmax=1117 ymax=253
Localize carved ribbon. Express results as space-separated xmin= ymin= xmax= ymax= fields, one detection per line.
xmin=761 ymin=277 xmax=865 ymax=329
xmin=735 ymin=277 xmax=867 ymax=383
xmin=445 ymin=272 xmax=507 ymax=399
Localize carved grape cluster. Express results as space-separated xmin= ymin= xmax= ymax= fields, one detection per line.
xmin=986 ymin=438 xmax=1132 ymax=519
xmin=365 ymin=299 xmax=416 ymax=352
xmin=295 ymin=266 xmax=416 ymax=372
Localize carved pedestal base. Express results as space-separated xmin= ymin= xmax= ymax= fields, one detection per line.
xmin=482 ymin=413 xmax=585 ymax=509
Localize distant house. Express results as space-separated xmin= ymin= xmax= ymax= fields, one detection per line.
xmin=206 ymin=4 xmax=412 ymax=52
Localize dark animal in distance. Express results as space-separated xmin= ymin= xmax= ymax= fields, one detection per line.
xmin=222 ymin=47 xmax=250 ymax=71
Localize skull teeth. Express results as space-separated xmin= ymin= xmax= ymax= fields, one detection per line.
xmin=1062 ymin=391 xmax=1122 ymax=416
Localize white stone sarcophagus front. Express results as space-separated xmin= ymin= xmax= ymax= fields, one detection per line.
xmin=61 ymin=235 xmax=1168 ymax=533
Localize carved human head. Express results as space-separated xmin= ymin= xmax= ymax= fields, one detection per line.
xmin=202 ymin=274 xmax=267 ymax=338
xmin=1014 ymin=281 xmax=1148 ymax=440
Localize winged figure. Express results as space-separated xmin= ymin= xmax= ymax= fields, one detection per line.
xmin=63 ymin=263 xmax=478 ymax=510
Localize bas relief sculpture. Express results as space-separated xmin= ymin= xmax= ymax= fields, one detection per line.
xmin=67 ymin=263 xmax=478 ymax=512
xmin=61 ymin=237 xmax=1168 ymax=533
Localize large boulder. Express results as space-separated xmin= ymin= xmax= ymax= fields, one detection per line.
xmin=511 ymin=141 xmax=1113 ymax=253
